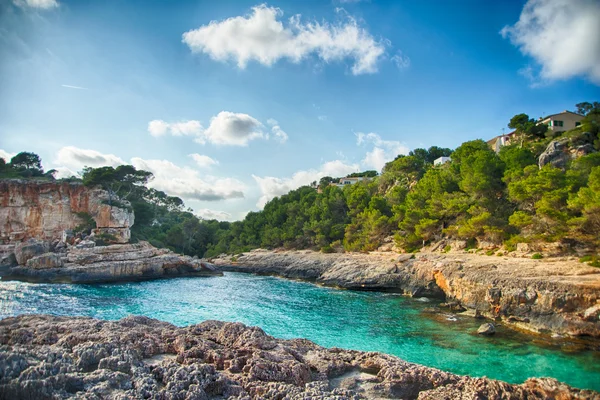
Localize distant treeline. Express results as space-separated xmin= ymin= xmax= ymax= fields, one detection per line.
xmin=2 ymin=101 xmax=599 ymax=256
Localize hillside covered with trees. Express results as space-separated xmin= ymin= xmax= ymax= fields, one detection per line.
xmin=2 ymin=101 xmax=599 ymax=257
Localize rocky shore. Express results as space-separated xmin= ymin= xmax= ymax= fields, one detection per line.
xmin=0 ymin=314 xmax=597 ymax=399
xmin=212 ymin=249 xmax=600 ymax=339
xmin=0 ymin=240 xmax=222 ymax=283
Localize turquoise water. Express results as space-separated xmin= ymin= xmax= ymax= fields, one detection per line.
xmin=1 ymin=272 xmax=599 ymax=391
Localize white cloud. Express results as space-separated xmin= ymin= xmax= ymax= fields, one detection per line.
xmin=182 ymin=4 xmax=386 ymax=75
xmin=253 ymin=159 xmax=359 ymax=208
xmin=0 ymin=149 xmax=16 ymax=162
xmin=501 ymin=0 xmax=600 ymax=85
xmin=131 ymin=157 xmax=244 ymax=201
xmin=61 ymin=84 xmax=88 ymax=90
xmin=148 ymin=120 xmax=202 ymax=137
xmin=196 ymin=111 xmax=264 ymax=146
xmin=356 ymin=132 xmax=409 ymax=171
xmin=317 ymin=115 xmax=328 ymax=121
xmin=189 ymin=153 xmax=219 ymax=168
xmin=54 ymin=146 xmax=125 ymax=170
xmin=13 ymin=0 xmax=58 ymax=9
xmin=194 ymin=208 xmax=232 ymax=221
xmin=391 ymin=51 xmax=410 ymax=69
xmin=266 ymin=118 xmax=288 ymax=143
xmin=53 ymin=166 xmax=79 ymax=179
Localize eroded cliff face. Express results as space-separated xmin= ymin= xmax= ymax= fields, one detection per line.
xmin=0 ymin=180 xmax=134 ymax=243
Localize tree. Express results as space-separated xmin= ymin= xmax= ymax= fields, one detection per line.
xmin=508 ymin=114 xmax=530 ymax=132
xmin=10 ymin=152 xmax=43 ymax=176
xmin=575 ymin=102 xmax=600 ymax=116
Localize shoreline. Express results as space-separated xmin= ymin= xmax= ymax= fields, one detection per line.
xmin=0 ymin=314 xmax=598 ymax=399
xmin=211 ymin=249 xmax=600 ymax=341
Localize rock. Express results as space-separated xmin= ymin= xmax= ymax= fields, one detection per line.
xmin=477 ymin=323 xmax=496 ymax=335
xmin=0 ymin=315 xmax=597 ymax=400
xmin=75 ymin=240 xmax=95 ymax=249
xmin=0 ymin=180 xmax=134 ymax=244
xmin=62 ymin=229 xmax=74 ymax=244
xmin=539 ymin=136 xmax=596 ymax=169
xmin=2 ymin=241 xmax=222 ymax=283
xmin=0 ymin=252 xmax=17 ymax=268
xmin=25 ymin=252 xmax=64 ymax=269
xmin=14 ymin=239 xmax=50 ymax=265
xmin=583 ymin=304 xmax=600 ymax=322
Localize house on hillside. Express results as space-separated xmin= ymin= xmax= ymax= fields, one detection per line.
xmin=538 ymin=110 xmax=584 ymax=134
xmin=487 ymin=131 xmax=516 ymax=153
xmin=433 ymin=156 xmax=451 ymax=166
xmin=488 ymin=110 xmax=585 ymax=153
xmin=332 ymin=176 xmax=370 ymax=188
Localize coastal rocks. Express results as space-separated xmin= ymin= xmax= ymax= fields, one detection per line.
xmin=0 ymin=179 xmax=134 ymax=244
xmin=477 ymin=323 xmax=496 ymax=335
xmin=25 ymin=252 xmax=64 ymax=269
xmin=1 ymin=241 xmax=222 ymax=283
xmin=212 ymin=250 xmax=600 ymax=339
xmin=0 ymin=315 xmax=597 ymax=400
xmin=14 ymin=239 xmax=49 ymax=265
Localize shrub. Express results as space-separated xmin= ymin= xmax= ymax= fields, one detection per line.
xmin=580 ymin=255 xmax=600 ymax=268
xmin=485 ymin=249 xmax=495 ymax=256
xmin=443 ymin=245 xmax=451 ymax=253
xmin=74 ymin=212 xmax=96 ymax=235
xmin=94 ymin=233 xmax=118 ymax=246
xmin=321 ymin=245 xmax=335 ymax=253
xmin=532 ymin=253 xmax=543 ymax=259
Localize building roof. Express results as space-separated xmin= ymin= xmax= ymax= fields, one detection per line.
xmin=539 ymin=110 xmax=584 ymax=121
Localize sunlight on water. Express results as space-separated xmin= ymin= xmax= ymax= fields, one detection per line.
xmin=1 ymin=272 xmax=599 ymax=391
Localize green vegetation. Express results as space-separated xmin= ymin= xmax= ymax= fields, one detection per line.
xmin=2 ymin=101 xmax=599 ymax=258
xmin=0 ymin=152 xmax=57 ymax=180
xmin=531 ymin=253 xmax=543 ymax=260
xmin=74 ymin=212 xmax=96 ymax=235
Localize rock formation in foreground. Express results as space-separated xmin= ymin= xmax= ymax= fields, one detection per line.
xmin=0 ymin=314 xmax=597 ymax=400
xmin=212 ymin=250 xmax=600 ymax=339
xmin=0 ymin=240 xmax=221 ymax=283
xmin=0 ymin=179 xmax=134 ymax=244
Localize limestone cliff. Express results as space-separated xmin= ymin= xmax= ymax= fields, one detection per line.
xmin=0 ymin=179 xmax=134 ymax=243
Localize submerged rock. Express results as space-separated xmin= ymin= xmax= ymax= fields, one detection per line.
xmin=0 ymin=314 xmax=597 ymax=399
xmin=477 ymin=323 xmax=496 ymax=336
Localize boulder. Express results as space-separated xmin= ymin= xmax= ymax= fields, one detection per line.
xmin=539 ymin=136 xmax=596 ymax=169
xmin=26 ymin=253 xmax=64 ymax=269
xmin=0 ymin=252 xmax=17 ymax=268
xmin=76 ymin=240 xmax=96 ymax=249
xmin=14 ymin=239 xmax=50 ymax=265
xmin=582 ymin=304 xmax=600 ymax=322
xmin=477 ymin=323 xmax=496 ymax=336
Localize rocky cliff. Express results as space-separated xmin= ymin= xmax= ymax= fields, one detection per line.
xmin=0 ymin=240 xmax=222 ymax=283
xmin=0 ymin=179 xmax=134 ymax=244
xmin=213 ymin=250 xmax=600 ymax=339
xmin=0 ymin=314 xmax=597 ymax=399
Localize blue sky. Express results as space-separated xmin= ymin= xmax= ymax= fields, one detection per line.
xmin=1 ymin=0 xmax=599 ymax=220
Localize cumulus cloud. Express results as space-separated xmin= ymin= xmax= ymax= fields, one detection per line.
xmin=13 ymin=0 xmax=58 ymax=9
xmin=194 ymin=208 xmax=232 ymax=221
xmin=356 ymin=132 xmax=409 ymax=171
xmin=501 ymin=0 xmax=600 ymax=85
xmin=266 ymin=119 xmax=289 ymax=143
xmin=54 ymin=146 xmax=125 ymax=170
xmin=53 ymin=166 xmax=79 ymax=179
xmin=195 ymin=111 xmax=264 ymax=146
xmin=189 ymin=153 xmax=219 ymax=168
xmin=182 ymin=4 xmax=386 ymax=75
xmin=148 ymin=120 xmax=202 ymax=137
xmin=0 ymin=149 xmax=16 ymax=162
xmin=253 ymin=159 xmax=359 ymax=208
xmin=131 ymin=157 xmax=244 ymax=201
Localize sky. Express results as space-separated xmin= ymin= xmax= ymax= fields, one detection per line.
xmin=1 ymin=0 xmax=599 ymax=221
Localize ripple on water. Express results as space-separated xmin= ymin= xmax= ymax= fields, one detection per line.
xmin=0 ymin=273 xmax=599 ymax=391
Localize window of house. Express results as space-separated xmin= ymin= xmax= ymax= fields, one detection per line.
xmin=553 ymin=120 xmax=563 ymax=127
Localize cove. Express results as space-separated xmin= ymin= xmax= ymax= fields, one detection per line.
xmin=1 ymin=272 xmax=599 ymax=391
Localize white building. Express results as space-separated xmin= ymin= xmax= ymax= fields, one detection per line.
xmin=538 ymin=110 xmax=584 ymax=133
xmin=433 ymin=156 xmax=451 ymax=166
